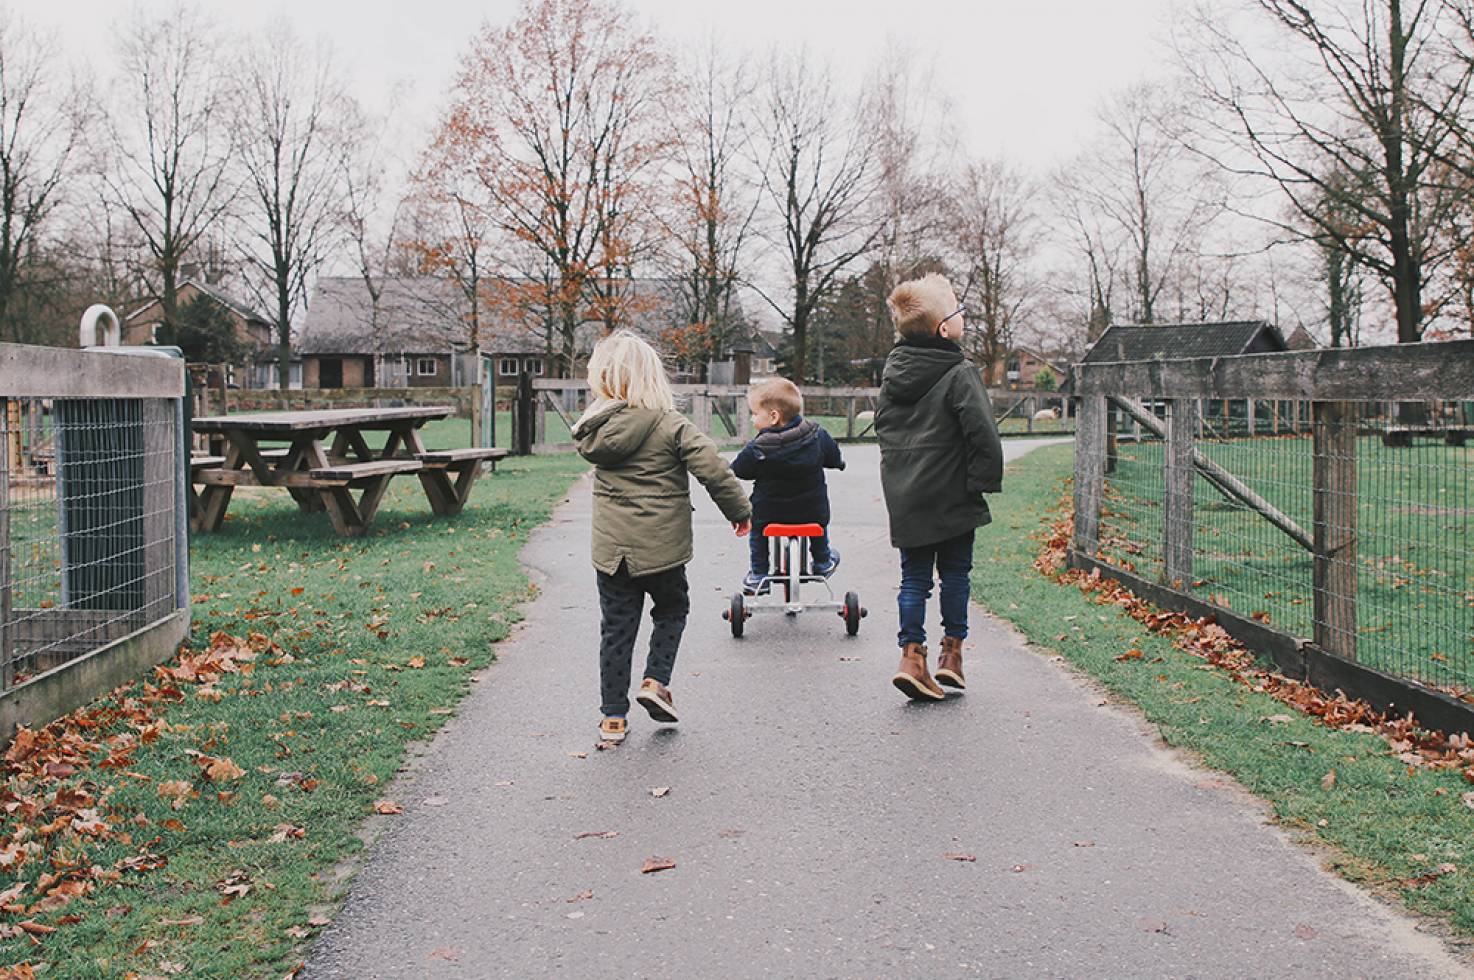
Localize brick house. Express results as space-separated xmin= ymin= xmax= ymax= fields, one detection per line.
xmin=986 ymin=347 xmax=1066 ymax=389
xmin=123 ymin=279 xmax=274 ymax=386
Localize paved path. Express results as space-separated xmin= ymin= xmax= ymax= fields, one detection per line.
xmin=307 ymin=441 xmax=1468 ymax=979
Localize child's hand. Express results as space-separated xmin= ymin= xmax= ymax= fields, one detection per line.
xmin=733 ymin=518 xmax=752 ymax=537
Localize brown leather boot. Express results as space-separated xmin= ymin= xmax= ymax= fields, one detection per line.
xmin=892 ymin=642 xmax=944 ymax=701
xmin=935 ymin=636 xmax=966 ymax=690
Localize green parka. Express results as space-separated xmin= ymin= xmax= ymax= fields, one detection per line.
xmin=573 ymin=400 xmax=752 ymax=576
xmin=875 ymin=339 xmax=1004 ymax=549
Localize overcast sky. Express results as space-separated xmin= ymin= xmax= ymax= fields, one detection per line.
xmin=38 ymin=0 xmax=1179 ymax=170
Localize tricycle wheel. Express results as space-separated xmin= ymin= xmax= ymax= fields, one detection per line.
xmin=729 ymin=592 xmax=746 ymax=638
xmin=843 ymin=591 xmax=862 ymax=636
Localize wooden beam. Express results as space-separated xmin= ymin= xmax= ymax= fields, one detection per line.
xmin=1313 ymin=401 xmax=1358 ymax=661
xmin=1073 ymin=395 xmax=1106 ymax=555
xmin=1074 ymin=338 xmax=1474 ymax=401
xmin=1162 ymin=399 xmax=1195 ymax=588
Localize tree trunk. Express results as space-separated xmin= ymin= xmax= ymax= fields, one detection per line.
xmin=275 ymin=273 xmax=292 ymax=390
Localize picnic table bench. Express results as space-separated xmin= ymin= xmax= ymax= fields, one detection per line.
xmin=189 ymin=407 xmax=508 ymax=536
xmin=1381 ymin=426 xmax=1472 ymax=447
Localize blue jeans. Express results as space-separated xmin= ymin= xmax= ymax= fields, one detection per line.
xmin=750 ymin=523 xmax=832 ymax=576
xmin=897 ymin=530 xmax=975 ymax=648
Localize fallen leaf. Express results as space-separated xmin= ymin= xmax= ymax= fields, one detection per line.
xmin=1011 ymin=863 xmax=1033 ymax=873
xmin=1072 ymin=840 xmax=1096 ymax=848
xmin=307 ymin=915 xmax=331 ymax=927
xmin=941 ymin=852 xmax=976 ymax=862
xmin=1462 ymin=791 xmax=1474 ymax=812
xmin=568 ymin=751 xmax=588 ymax=760
xmin=1115 ymin=648 xmax=1144 ymax=662
xmin=650 ymin=787 xmax=670 ymax=798
xmin=407 ymin=656 xmax=425 ymax=669
xmin=428 ymin=947 xmax=459 ymax=962
xmin=566 ymin=889 xmax=594 ymax=903
xmin=16 ymin=920 xmax=54 ymax=936
xmin=373 ymin=800 xmax=404 ymax=815
xmin=1265 ymin=714 xmax=1295 ymax=725
xmin=204 ymin=756 xmax=245 ymax=782
xmin=640 ymin=856 xmax=676 ymax=874
xmin=1294 ymin=923 xmax=1318 ymax=940
xmin=158 ymin=916 xmax=204 ymax=927
xmin=157 ymin=960 xmax=187 ymax=974
xmin=574 ymin=831 xmax=618 ymax=840
xmin=1321 ymin=769 xmax=1337 ymax=790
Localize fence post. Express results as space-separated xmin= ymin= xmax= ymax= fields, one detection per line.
xmin=1104 ymin=403 xmax=1118 ymax=474
xmin=0 ymin=397 xmax=10 ymax=692
xmin=693 ymin=389 xmax=712 ymax=437
xmin=534 ymin=387 xmax=547 ymax=446
xmin=1073 ymin=394 xmax=1107 ymax=557
xmin=846 ymin=395 xmax=857 ymax=440
xmin=1312 ymin=400 xmax=1358 ymax=660
xmin=481 ymin=380 xmax=495 ymax=449
xmin=514 ymin=372 xmax=534 ymax=455
xmin=1162 ymin=398 xmax=1195 ymax=588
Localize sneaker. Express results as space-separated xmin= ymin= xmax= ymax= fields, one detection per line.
xmin=635 ymin=678 xmax=679 ymax=723
xmin=742 ymin=571 xmax=770 ymax=595
xmin=813 ymin=548 xmax=841 ymax=578
xmin=599 ymin=716 xmax=627 ymax=743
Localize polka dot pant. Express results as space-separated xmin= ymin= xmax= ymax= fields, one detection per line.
xmin=596 ymin=562 xmax=690 ymax=717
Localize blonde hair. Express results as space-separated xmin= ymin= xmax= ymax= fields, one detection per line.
xmin=582 ymin=329 xmax=675 ymax=415
xmin=886 ymin=273 xmax=958 ymax=341
xmin=748 ymin=377 xmax=803 ymax=422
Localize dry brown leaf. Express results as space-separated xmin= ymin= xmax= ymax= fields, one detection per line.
xmin=1265 ymin=714 xmax=1295 ymax=725
xmin=407 ymin=656 xmax=425 ymax=669
xmin=640 ymin=856 xmax=676 ymax=874
xmin=1461 ymin=791 xmax=1474 ymax=811
xmin=1321 ymin=769 xmax=1337 ymax=790
xmin=566 ymin=889 xmax=594 ymax=903
xmin=941 ymin=852 xmax=976 ymax=862
xmin=204 ymin=756 xmax=245 ymax=782
xmin=568 ymin=751 xmax=588 ymax=759
xmin=650 ymin=787 xmax=670 ymax=798
xmin=372 ymin=800 xmax=404 ymax=815
xmin=1114 ymin=648 xmax=1144 ymax=662
xmin=574 ymin=830 xmax=618 ymax=840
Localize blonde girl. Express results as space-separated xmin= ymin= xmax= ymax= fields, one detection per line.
xmin=571 ymin=331 xmax=751 ymax=743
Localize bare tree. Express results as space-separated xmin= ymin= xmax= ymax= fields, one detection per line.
xmin=104 ymin=3 xmax=235 ymax=334
xmin=342 ymin=94 xmax=411 ymax=367
xmin=234 ymin=23 xmax=356 ymax=387
xmin=0 ymin=12 xmax=88 ymax=343
xmin=424 ymin=0 xmax=669 ymax=375
xmin=1182 ymin=0 xmax=1474 ymax=342
xmin=751 ymin=50 xmax=882 ymax=381
xmin=1050 ymin=165 xmax=1125 ymax=346
xmin=952 ymin=160 xmax=1040 ymax=382
xmin=658 ymin=41 xmax=757 ymax=367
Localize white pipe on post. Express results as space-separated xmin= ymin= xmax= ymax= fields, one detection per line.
xmin=79 ymin=305 xmax=121 ymax=348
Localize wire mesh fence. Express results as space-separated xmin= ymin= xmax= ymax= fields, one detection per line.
xmin=1075 ymin=345 xmax=1474 ymax=721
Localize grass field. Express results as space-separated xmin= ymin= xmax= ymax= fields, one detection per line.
xmin=1097 ymin=433 xmax=1474 ymax=694
xmin=0 ymin=452 xmax=588 ymax=978
xmin=972 ymin=442 xmax=1474 ymax=939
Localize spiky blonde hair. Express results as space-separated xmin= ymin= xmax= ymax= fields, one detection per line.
xmin=886 ymin=273 xmax=958 ymax=341
xmin=748 ymin=377 xmax=803 ymax=422
xmin=582 ymin=329 xmax=675 ymax=415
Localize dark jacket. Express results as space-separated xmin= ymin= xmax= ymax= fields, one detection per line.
xmin=573 ymin=400 xmax=752 ymax=576
xmin=874 ymin=338 xmax=1003 ymax=549
xmin=730 ymin=415 xmax=844 ymax=526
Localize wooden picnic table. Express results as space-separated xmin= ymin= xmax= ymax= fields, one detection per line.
xmin=190 ymin=407 xmax=507 ymax=536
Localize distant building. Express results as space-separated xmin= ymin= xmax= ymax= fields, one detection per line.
xmin=123 ymin=279 xmax=274 ymax=387
xmin=1283 ymin=325 xmax=1319 ymax=350
xmin=294 ymin=276 xmax=686 ymax=390
xmin=987 ymin=347 xmax=1066 ymax=389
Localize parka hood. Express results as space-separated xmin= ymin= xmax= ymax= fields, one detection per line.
xmin=572 ymin=401 xmax=664 ymax=464
xmin=881 ymin=343 xmax=966 ymax=406
xmin=749 ymin=416 xmax=821 ymax=460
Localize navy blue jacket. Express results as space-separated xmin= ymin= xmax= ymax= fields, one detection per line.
xmin=730 ymin=416 xmax=845 ymax=527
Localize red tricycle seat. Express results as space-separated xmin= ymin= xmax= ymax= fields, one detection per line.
xmin=763 ymin=522 xmax=824 ymax=538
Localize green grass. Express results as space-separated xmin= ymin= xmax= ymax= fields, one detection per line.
xmin=1 ymin=452 xmax=587 ymax=978
xmin=974 ymin=443 xmax=1474 ymax=937
xmin=1099 ymin=434 xmax=1474 ymax=694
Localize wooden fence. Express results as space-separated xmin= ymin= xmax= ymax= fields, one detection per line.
xmin=1071 ymin=339 xmax=1474 ymax=737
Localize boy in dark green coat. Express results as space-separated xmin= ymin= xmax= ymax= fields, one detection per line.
xmin=874 ymin=274 xmax=1003 ymax=701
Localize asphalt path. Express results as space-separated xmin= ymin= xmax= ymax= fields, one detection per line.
xmin=306 ymin=440 xmax=1469 ymax=979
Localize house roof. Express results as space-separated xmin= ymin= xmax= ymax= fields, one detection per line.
xmin=1283 ymin=324 xmax=1319 ymax=350
xmin=297 ymin=275 xmax=682 ymax=357
xmin=1079 ymin=320 xmax=1287 ymax=364
xmin=125 ymin=278 xmax=273 ymax=326
xmin=1008 ymin=347 xmax=1065 ymax=374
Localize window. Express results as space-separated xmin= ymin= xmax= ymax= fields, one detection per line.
xmin=499 ymin=357 xmax=519 ymax=376
xmin=149 ymin=324 xmax=160 ymax=344
xmin=417 ymin=358 xmax=438 ymax=377
xmin=528 ymin=358 xmax=545 ymax=376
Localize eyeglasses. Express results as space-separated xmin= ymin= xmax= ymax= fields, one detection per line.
xmin=936 ymin=306 xmax=965 ymax=335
